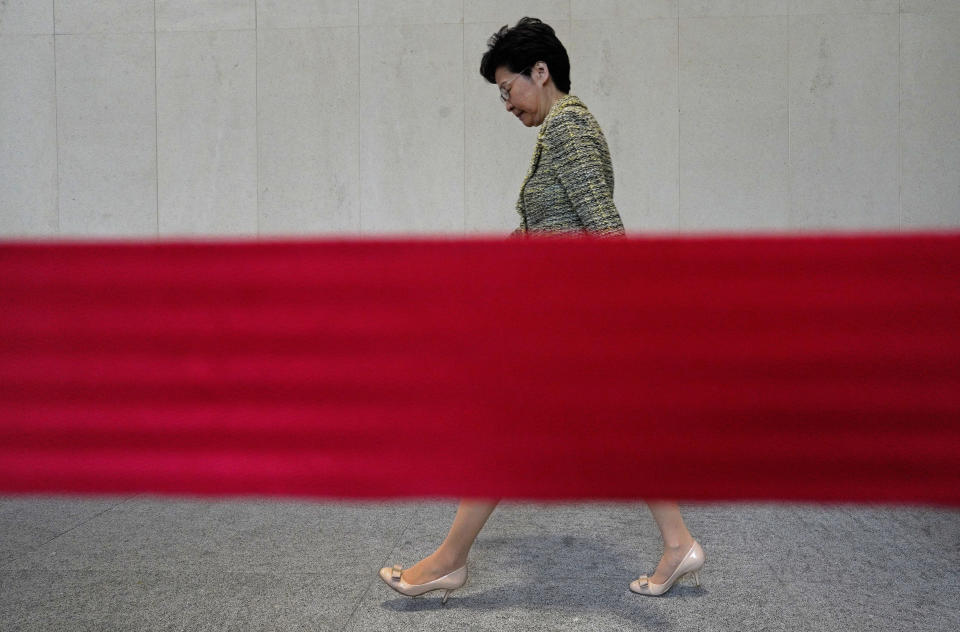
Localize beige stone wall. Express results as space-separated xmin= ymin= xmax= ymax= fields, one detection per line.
xmin=1 ymin=1 xmax=957 ymax=238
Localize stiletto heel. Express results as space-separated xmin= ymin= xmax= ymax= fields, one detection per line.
xmin=378 ymin=562 xmax=468 ymax=603
xmin=629 ymin=540 xmax=705 ymax=596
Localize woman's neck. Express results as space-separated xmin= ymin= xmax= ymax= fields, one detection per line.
xmin=538 ymin=86 xmax=569 ymax=123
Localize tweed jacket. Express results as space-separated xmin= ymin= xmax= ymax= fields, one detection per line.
xmin=511 ymin=95 xmax=625 ymax=238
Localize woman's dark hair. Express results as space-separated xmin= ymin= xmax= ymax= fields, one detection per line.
xmin=479 ymin=17 xmax=571 ymax=93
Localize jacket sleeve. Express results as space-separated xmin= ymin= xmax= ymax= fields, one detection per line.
xmin=542 ymin=109 xmax=626 ymax=237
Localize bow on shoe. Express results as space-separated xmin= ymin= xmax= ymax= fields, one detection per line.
xmin=391 ymin=565 xmax=403 ymax=581
xmin=634 ymin=576 xmax=649 ymax=587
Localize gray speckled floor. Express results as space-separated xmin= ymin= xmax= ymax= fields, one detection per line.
xmin=1 ymin=495 xmax=957 ymax=631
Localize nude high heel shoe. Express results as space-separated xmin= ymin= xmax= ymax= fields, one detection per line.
xmin=378 ymin=563 xmax=468 ymax=604
xmin=629 ymin=540 xmax=704 ymax=596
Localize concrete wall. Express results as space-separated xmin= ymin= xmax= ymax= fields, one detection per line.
xmin=1 ymin=0 xmax=958 ymax=239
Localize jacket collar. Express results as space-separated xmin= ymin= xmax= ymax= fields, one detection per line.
xmin=538 ymin=94 xmax=585 ymax=140
xmin=528 ymin=94 xmax=584 ymax=172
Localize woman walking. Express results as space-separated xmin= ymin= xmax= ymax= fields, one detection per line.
xmin=378 ymin=17 xmax=704 ymax=603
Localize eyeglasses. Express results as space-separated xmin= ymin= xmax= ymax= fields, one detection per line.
xmin=499 ymin=67 xmax=532 ymax=103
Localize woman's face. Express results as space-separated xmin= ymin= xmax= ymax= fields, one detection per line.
xmin=495 ymin=64 xmax=546 ymax=127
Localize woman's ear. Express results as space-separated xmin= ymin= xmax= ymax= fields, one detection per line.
xmin=534 ymin=62 xmax=551 ymax=87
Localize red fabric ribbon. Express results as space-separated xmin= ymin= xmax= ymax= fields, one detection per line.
xmin=1 ymin=233 xmax=959 ymax=504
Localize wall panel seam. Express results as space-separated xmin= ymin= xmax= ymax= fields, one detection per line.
xmin=462 ymin=0 xmax=466 ymax=234
xmin=53 ymin=0 xmax=60 ymax=234
xmin=255 ymin=0 xmax=260 ymax=237
xmin=787 ymin=11 xmax=792 ymax=229
xmin=357 ymin=0 xmax=362 ymax=233
xmin=154 ymin=0 xmax=159 ymax=236
xmin=898 ymin=4 xmax=902 ymax=231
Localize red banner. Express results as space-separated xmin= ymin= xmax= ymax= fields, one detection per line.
xmin=1 ymin=233 xmax=959 ymax=504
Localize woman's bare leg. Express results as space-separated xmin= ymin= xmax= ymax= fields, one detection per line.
xmin=400 ymin=498 xmax=499 ymax=584
xmin=401 ymin=499 xmax=695 ymax=584
xmin=645 ymin=500 xmax=696 ymax=584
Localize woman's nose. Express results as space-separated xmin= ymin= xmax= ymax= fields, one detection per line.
xmin=504 ymin=100 xmax=514 ymax=112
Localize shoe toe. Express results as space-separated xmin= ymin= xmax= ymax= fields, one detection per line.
xmin=378 ymin=567 xmax=392 ymax=583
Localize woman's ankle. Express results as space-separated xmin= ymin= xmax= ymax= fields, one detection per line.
xmin=663 ymin=533 xmax=695 ymax=551
xmin=433 ymin=546 xmax=468 ymax=569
